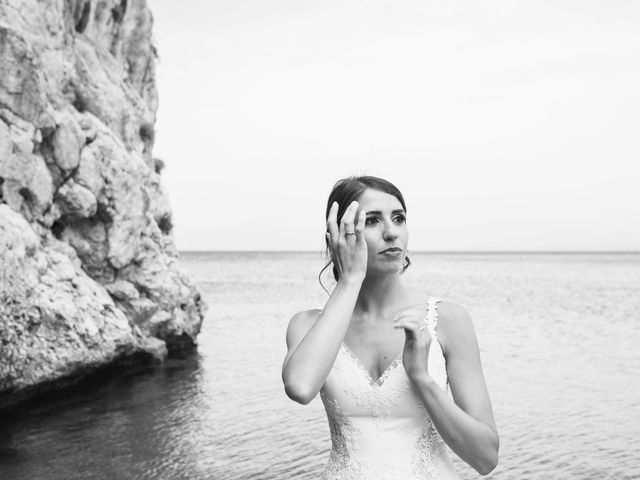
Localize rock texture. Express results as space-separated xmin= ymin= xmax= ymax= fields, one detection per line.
xmin=0 ymin=0 xmax=206 ymax=406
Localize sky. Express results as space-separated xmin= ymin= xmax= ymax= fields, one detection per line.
xmin=148 ymin=0 xmax=640 ymax=251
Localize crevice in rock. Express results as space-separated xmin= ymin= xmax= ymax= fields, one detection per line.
xmin=71 ymin=90 xmax=88 ymax=113
xmin=165 ymin=333 xmax=197 ymax=356
xmin=111 ymin=0 xmax=127 ymax=23
xmin=139 ymin=122 xmax=154 ymax=143
xmin=38 ymin=127 xmax=63 ymax=188
xmin=153 ymin=158 xmax=164 ymax=174
xmin=157 ymin=213 xmax=172 ymax=235
xmin=38 ymin=126 xmax=56 ymax=159
xmin=18 ymin=187 xmax=35 ymax=219
xmin=95 ymin=202 xmax=113 ymax=225
xmin=133 ymin=282 xmax=151 ymax=299
xmin=18 ymin=187 xmax=31 ymax=202
xmin=0 ymin=176 xmax=4 ymax=202
xmin=107 ymin=0 xmax=128 ymax=57
xmin=64 ymin=164 xmax=80 ymax=184
xmin=139 ymin=122 xmax=154 ymax=155
xmin=51 ymin=217 xmax=67 ymax=239
xmin=42 ymin=163 xmax=80 ymax=220
xmin=74 ymin=1 xmax=91 ymax=34
xmin=51 ymin=159 xmax=81 ymax=189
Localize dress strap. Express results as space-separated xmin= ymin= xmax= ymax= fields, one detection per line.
xmin=424 ymin=297 xmax=441 ymax=340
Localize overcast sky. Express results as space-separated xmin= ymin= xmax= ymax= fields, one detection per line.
xmin=148 ymin=0 xmax=640 ymax=252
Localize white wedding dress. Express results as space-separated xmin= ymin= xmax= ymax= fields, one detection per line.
xmin=319 ymin=297 xmax=459 ymax=480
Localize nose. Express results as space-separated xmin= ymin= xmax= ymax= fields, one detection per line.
xmin=382 ymin=218 xmax=399 ymax=241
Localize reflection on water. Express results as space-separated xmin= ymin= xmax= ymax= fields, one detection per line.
xmin=0 ymin=356 xmax=207 ymax=479
xmin=0 ymin=252 xmax=639 ymax=479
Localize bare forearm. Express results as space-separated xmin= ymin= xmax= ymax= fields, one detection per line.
xmin=413 ymin=376 xmax=499 ymax=475
xmin=283 ymin=278 xmax=361 ymax=402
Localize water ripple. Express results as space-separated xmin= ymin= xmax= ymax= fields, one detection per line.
xmin=0 ymin=253 xmax=638 ymax=479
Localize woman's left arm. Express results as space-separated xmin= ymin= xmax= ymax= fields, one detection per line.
xmin=395 ymin=302 xmax=499 ymax=475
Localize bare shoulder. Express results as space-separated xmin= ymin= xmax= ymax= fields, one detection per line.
xmin=285 ymin=309 xmax=322 ymax=347
xmin=435 ymin=300 xmax=479 ymax=355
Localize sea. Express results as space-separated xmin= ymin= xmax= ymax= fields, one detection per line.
xmin=0 ymin=252 xmax=639 ymax=480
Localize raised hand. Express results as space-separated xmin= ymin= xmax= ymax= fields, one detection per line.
xmin=326 ymin=200 xmax=368 ymax=283
xmin=393 ymin=306 xmax=432 ymax=383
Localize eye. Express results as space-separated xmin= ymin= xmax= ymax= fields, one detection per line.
xmin=365 ymin=216 xmax=379 ymax=226
xmin=393 ymin=214 xmax=406 ymax=224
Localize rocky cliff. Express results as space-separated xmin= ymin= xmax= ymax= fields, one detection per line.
xmin=0 ymin=0 xmax=205 ymax=407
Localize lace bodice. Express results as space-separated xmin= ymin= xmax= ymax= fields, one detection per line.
xmin=319 ymin=297 xmax=459 ymax=480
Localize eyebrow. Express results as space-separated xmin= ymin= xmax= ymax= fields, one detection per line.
xmin=365 ymin=209 xmax=406 ymax=215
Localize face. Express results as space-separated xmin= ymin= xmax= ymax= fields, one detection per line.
xmin=356 ymin=188 xmax=408 ymax=277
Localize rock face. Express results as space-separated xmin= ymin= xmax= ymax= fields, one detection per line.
xmin=0 ymin=0 xmax=206 ymax=406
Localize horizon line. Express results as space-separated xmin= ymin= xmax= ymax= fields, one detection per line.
xmin=177 ymin=250 xmax=640 ymax=254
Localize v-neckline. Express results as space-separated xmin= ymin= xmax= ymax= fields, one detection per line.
xmin=339 ymin=341 xmax=404 ymax=388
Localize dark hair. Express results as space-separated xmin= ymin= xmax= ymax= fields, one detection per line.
xmin=319 ymin=175 xmax=411 ymax=291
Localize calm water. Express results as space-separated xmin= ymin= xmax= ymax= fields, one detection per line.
xmin=0 ymin=252 xmax=639 ymax=480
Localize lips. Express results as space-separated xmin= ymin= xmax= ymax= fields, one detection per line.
xmin=379 ymin=247 xmax=402 ymax=254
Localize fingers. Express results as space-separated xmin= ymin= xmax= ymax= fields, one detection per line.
xmin=326 ymin=201 xmax=339 ymax=244
xmin=393 ymin=316 xmax=432 ymax=344
xmin=340 ymin=200 xmax=359 ymax=238
xmin=327 ymin=200 xmax=361 ymax=243
xmin=326 ymin=201 xmax=359 ymax=274
xmin=355 ymin=208 xmax=366 ymax=244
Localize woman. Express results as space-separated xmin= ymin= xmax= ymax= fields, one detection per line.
xmin=282 ymin=176 xmax=499 ymax=479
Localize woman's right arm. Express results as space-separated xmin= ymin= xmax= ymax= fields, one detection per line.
xmin=281 ymin=200 xmax=367 ymax=404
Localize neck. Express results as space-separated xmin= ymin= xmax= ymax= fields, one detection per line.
xmin=354 ymin=273 xmax=407 ymax=319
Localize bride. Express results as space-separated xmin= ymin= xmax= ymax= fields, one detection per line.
xmin=282 ymin=176 xmax=499 ymax=479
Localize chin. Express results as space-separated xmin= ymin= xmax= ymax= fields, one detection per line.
xmin=368 ymin=260 xmax=404 ymax=277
